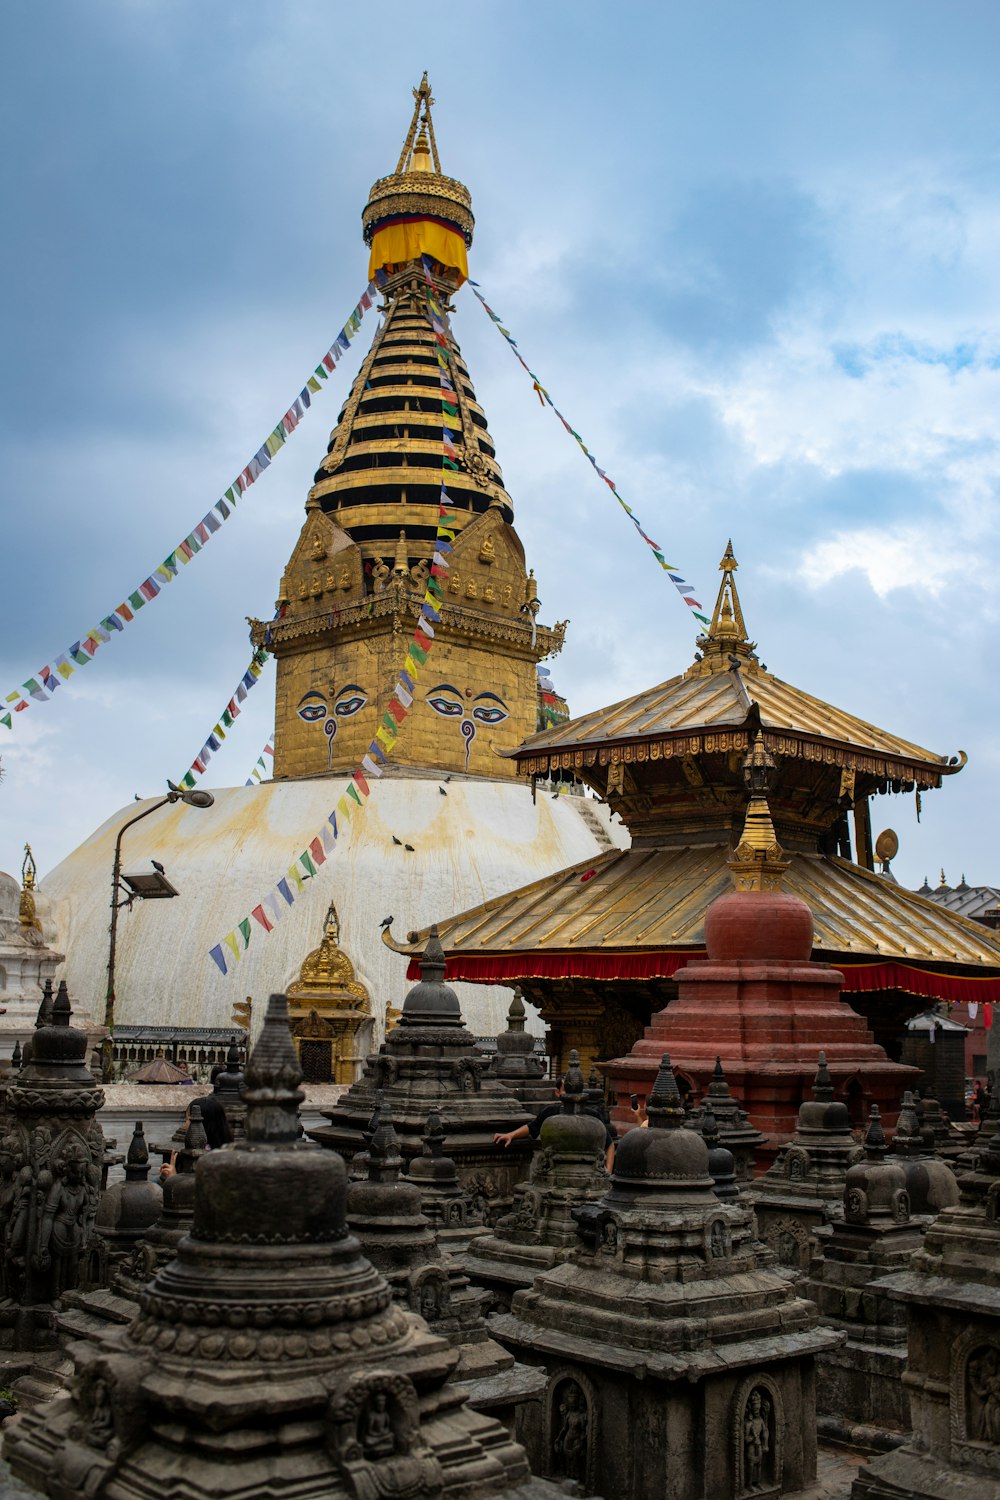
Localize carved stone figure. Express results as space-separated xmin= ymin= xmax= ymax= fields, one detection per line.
xmin=552 ymin=1381 xmax=588 ymax=1483
xmin=361 ymin=1392 xmax=395 ymax=1459
xmin=372 ymin=558 xmax=391 ymax=592
xmin=743 ymin=1388 xmax=771 ymax=1490
xmin=968 ymin=1345 xmax=1000 ymax=1443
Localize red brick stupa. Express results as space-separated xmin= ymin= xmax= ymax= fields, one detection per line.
xmin=603 ymin=734 xmax=916 ymax=1165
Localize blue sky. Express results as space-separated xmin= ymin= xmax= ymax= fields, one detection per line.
xmin=3 ymin=1 xmax=1000 ymax=893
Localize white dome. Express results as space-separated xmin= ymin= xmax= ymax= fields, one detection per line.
xmin=41 ymin=776 xmax=628 ymax=1042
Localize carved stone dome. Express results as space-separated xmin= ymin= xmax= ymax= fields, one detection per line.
xmin=704 ymin=888 xmax=814 ymax=964
xmin=400 ymin=927 xmax=462 ymax=1023
xmin=611 ymin=1055 xmax=715 ymax=1200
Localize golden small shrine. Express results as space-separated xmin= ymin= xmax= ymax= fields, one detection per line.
xmin=286 ymin=904 xmax=372 ymax=1084
xmin=19 ymin=844 xmax=40 ymax=931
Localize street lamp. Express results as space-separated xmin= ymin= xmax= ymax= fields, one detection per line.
xmin=103 ymin=781 xmax=215 ymax=1079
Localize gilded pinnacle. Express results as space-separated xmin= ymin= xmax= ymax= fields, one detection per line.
xmin=729 ymin=740 xmax=789 ymax=892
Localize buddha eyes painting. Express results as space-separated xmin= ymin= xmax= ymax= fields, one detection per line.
xmin=297 ymin=685 xmax=369 ymax=767
xmin=425 ymin=682 xmax=509 ymax=769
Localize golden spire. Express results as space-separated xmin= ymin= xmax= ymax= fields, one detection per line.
xmin=697 ymin=541 xmax=757 ymax=668
xmin=19 ymin=843 xmax=39 ymax=930
xmin=729 ymin=733 xmax=789 ymax=892
xmin=392 ymin=530 xmax=409 ymax=578
xmin=393 ymin=72 xmax=442 ymax=176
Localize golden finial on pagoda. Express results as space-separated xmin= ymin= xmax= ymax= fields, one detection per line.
xmin=19 ymin=843 xmax=40 ymax=930
xmin=695 ymin=540 xmax=758 ymax=670
xmin=729 ymin=733 xmax=789 ymax=892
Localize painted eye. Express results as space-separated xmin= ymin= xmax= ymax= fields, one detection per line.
xmin=428 ymin=696 xmax=463 ymax=717
xmin=298 ymin=703 xmax=327 ymax=722
xmin=335 ymin=695 xmax=367 ymax=717
xmin=472 ymin=705 xmax=509 ymax=725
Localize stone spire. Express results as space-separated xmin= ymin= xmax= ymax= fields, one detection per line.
xmin=407 ymin=1110 xmax=485 ymax=1254
xmin=489 ymin=989 xmax=552 ymax=1109
xmin=7 ymin=991 xmax=560 ymax=1499
xmin=700 ymin=1104 xmax=739 ymax=1203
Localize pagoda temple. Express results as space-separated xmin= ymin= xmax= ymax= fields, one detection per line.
xmin=37 ymin=77 xmax=624 ymax=1045
xmin=395 ymin=544 xmax=1000 ymax=1074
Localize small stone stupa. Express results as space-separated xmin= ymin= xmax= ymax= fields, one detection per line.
xmin=3 ymin=993 xmax=564 ymax=1500
xmin=852 ymin=1127 xmax=1000 ymax=1497
xmin=0 ymin=980 xmax=105 ymax=1350
xmin=492 ymin=1054 xmax=838 ymax=1500
xmin=311 ymin=928 xmax=533 ymax=1222
xmin=749 ymin=1052 xmax=865 ymax=1273
xmin=689 ymin=1056 xmax=766 ymax=1184
xmin=407 ymin=1111 xmax=487 ymax=1255
xmin=92 ymin=1123 xmax=163 ymax=1273
xmin=489 ymin=992 xmax=553 ymax=1111
xmin=889 ymin=1089 xmax=960 ymax=1220
xmin=805 ymin=1106 xmax=923 ymax=1444
xmin=461 ymin=1050 xmax=609 ymax=1312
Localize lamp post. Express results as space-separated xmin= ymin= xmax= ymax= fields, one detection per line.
xmin=103 ymin=781 xmax=214 ymax=1080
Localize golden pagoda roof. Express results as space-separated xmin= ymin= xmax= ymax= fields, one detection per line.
xmin=392 ymin=843 xmax=1000 ymax=978
xmin=515 ymin=544 xmax=965 ymax=786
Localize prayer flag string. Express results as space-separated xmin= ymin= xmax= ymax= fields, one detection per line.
xmin=246 ymin=732 xmax=275 ymax=786
xmin=175 ymin=649 xmax=270 ymax=789
xmin=467 ymin=281 xmax=710 ymax=630
xmin=1 ymin=275 xmax=387 ymax=734
xmin=207 ymin=259 xmax=464 ymax=975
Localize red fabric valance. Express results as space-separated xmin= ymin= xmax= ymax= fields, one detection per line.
xmin=406 ymin=948 xmax=1000 ymax=1005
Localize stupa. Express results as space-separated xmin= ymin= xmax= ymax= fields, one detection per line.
xmin=491 ymin=1055 xmax=838 ymax=1499
xmin=398 ymin=544 xmax=1000 ymax=1073
xmin=852 ymin=1128 xmax=1000 ymax=1497
xmin=605 ymin=764 xmax=916 ymax=1157
xmin=34 ymin=76 xmax=626 ymax=1047
xmin=3 ymin=993 xmax=562 ymax=1499
xmin=311 ymin=929 xmax=533 ymax=1221
xmin=488 ymin=992 xmax=553 ymax=1111
xmin=460 ymin=1050 xmax=610 ymax=1312
xmin=748 ymin=1053 xmax=865 ymax=1272
xmin=0 ymin=981 xmax=105 ymax=1352
xmin=888 ymin=1089 xmax=960 ymax=1219
xmin=406 ymin=1111 xmax=487 ymax=1255
xmin=805 ymin=1106 xmax=923 ymax=1444
xmin=687 ymin=1056 xmax=766 ymax=1183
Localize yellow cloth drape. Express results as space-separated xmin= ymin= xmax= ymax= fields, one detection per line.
xmin=367 ymin=220 xmax=469 ymax=282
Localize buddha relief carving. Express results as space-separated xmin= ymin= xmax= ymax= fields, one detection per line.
xmin=734 ymin=1373 xmax=783 ymax=1496
xmin=743 ymin=1388 xmax=772 ymax=1490
xmin=967 ymin=1345 xmax=1000 ymax=1443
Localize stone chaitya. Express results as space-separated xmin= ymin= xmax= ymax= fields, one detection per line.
xmin=805 ymin=1106 xmax=923 ymax=1445
xmin=312 ymin=930 xmax=533 ymax=1222
xmin=688 ymin=1056 xmax=765 ymax=1185
xmin=3 ymin=994 xmax=565 ymax=1499
xmin=88 ymin=1123 xmax=162 ymax=1284
xmin=461 ymin=1051 xmax=609 ymax=1313
xmin=488 ymin=994 xmax=553 ymax=1112
xmin=407 ymin=1111 xmax=487 ymax=1255
xmin=852 ymin=1124 xmax=1000 ymax=1497
xmin=0 ymin=980 xmax=105 ymax=1351
xmin=492 ymin=1054 xmax=838 ymax=1500
xmin=888 ymin=1089 xmax=959 ymax=1220
xmin=749 ymin=1052 xmax=865 ymax=1274
xmin=346 ymin=1104 xmax=545 ymax=1450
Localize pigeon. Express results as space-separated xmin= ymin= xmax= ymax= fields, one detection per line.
xmin=392 ymin=836 xmax=402 ymax=846
xmin=151 ymin=860 xmax=165 ymax=874
xmin=404 ymin=844 xmax=415 ymax=852
xmin=380 ymin=916 xmax=394 ymax=929
xmin=439 ymin=786 xmax=448 ymax=796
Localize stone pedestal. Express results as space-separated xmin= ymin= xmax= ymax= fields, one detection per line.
xmin=492 ymin=1054 xmax=839 ymax=1500
xmin=0 ymin=981 xmax=105 ymax=1352
xmin=852 ymin=1129 xmax=1000 ymax=1497
xmin=3 ymin=993 xmax=563 ymax=1500
xmin=312 ymin=930 xmax=534 ymax=1223
xmin=604 ymin=887 xmax=916 ymax=1166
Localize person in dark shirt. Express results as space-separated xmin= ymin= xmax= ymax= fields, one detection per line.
xmin=199 ymin=1064 xmax=233 ymax=1151
xmin=493 ymin=1078 xmax=616 ymax=1169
